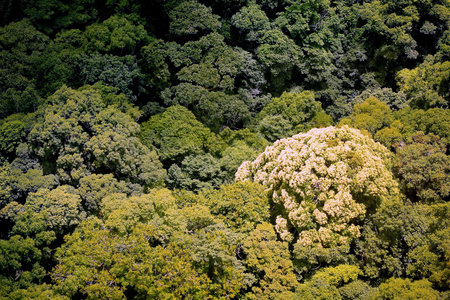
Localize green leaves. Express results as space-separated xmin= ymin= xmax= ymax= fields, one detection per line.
xmin=243 ymin=222 xmax=299 ymax=299
xmin=28 ymin=85 xmax=166 ymax=187
xmin=168 ymin=1 xmax=221 ymax=40
xmin=140 ymin=105 xmax=224 ymax=164
xmin=376 ymin=278 xmax=440 ymax=300
xmin=77 ymin=54 xmax=143 ymax=101
xmin=0 ymin=19 xmax=48 ymax=117
xmin=259 ymin=90 xmax=332 ymax=140
xmin=83 ymin=15 xmax=149 ymax=54
xmin=397 ymin=57 xmax=450 ymax=108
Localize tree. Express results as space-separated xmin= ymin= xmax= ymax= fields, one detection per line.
xmin=397 ymin=56 xmax=450 ymax=109
xmin=394 ymin=132 xmax=450 ymax=203
xmin=167 ymin=154 xmax=225 ymax=191
xmin=256 ymin=28 xmax=303 ymax=94
xmin=352 ymin=87 xmax=408 ymax=111
xmin=23 ymin=0 xmax=97 ymax=34
xmin=0 ymin=235 xmax=46 ymax=294
xmin=376 ymin=278 xmax=440 ymax=300
xmin=168 ymin=0 xmax=221 ymax=41
xmin=339 ymin=96 xmax=394 ymax=136
xmin=0 ymin=164 xmax=58 ymax=205
xmin=76 ymin=54 xmax=143 ymax=101
xmin=243 ymin=222 xmax=299 ymax=299
xmin=0 ymin=19 xmax=48 ymax=117
xmin=295 ymin=265 xmax=365 ymax=299
xmin=199 ymin=181 xmax=269 ymax=234
xmin=160 ymin=32 xmax=265 ymax=129
xmin=52 ymin=189 xmax=245 ymax=299
xmin=140 ymin=105 xmax=225 ymax=165
xmin=82 ymin=15 xmax=149 ymax=55
xmin=77 ymin=173 xmax=142 ymax=215
xmin=4 ymin=185 xmax=85 ymax=237
xmin=35 ymin=29 xmax=85 ymax=97
xmin=237 ymin=126 xmax=399 ymax=273
xmin=27 ymin=85 xmax=166 ymax=186
xmin=258 ymin=90 xmax=332 ymax=141
xmin=231 ymin=3 xmax=271 ymax=46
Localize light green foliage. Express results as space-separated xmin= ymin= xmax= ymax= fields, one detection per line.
xmin=140 ymin=105 xmax=225 ymax=164
xmin=53 ymin=190 xmax=245 ymax=299
xmin=243 ymin=222 xmax=299 ymax=299
xmin=52 ymin=219 xmax=208 ymax=299
xmin=180 ymin=222 xmax=246 ymax=298
xmin=295 ymin=265 xmax=362 ymax=300
xmin=353 ymin=88 xmax=408 ymax=111
xmin=338 ymin=280 xmax=376 ymax=300
xmin=219 ymin=128 xmax=269 ymax=181
xmin=237 ymin=126 xmax=398 ymax=272
xmin=168 ymin=1 xmax=221 ymax=39
xmin=28 ymin=85 xmax=166 ymax=186
xmin=312 ymin=265 xmax=361 ymax=286
xmin=52 ymin=218 xmax=136 ymax=299
xmin=376 ymin=278 xmax=440 ymax=300
xmin=199 ymin=181 xmax=269 ymax=234
xmin=259 ymin=90 xmax=332 ymax=140
xmin=1 ymin=166 xmax=59 ymax=204
xmin=0 ymin=115 xmax=26 ymax=154
xmin=355 ymin=200 xmax=450 ymax=284
xmin=86 ymin=125 xmax=165 ymax=186
xmin=392 ymin=107 xmax=450 ymax=140
xmin=83 ymin=15 xmax=149 ymax=54
xmin=77 ymin=173 xmax=142 ymax=214
xmin=397 ymin=57 xmax=450 ymax=108
xmin=100 ymin=189 xmax=176 ymax=235
xmin=0 ymin=19 xmax=48 ymax=117
xmin=6 ymin=186 xmax=85 ymax=236
xmin=339 ymin=96 xmax=394 ymax=136
xmin=5 ymin=284 xmax=68 ymax=300
xmin=219 ymin=141 xmax=262 ymax=182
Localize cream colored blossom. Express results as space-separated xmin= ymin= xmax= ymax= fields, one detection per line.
xmin=313 ymin=209 xmax=328 ymax=225
xmin=275 ymin=216 xmax=293 ymax=242
xmin=236 ymin=126 xmax=398 ymax=247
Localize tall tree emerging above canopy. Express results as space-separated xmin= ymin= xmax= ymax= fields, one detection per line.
xmin=236 ymin=126 xmax=399 ymax=268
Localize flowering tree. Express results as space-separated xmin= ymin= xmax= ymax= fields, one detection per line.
xmin=236 ymin=126 xmax=398 ymax=268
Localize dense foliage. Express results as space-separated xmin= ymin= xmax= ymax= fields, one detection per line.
xmin=0 ymin=0 xmax=449 ymax=298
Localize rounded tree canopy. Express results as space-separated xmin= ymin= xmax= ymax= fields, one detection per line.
xmin=236 ymin=125 xmax=398 ymax=248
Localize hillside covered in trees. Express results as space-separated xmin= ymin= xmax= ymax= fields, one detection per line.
xmin=0 ymin=0 xmax=449 ymax=298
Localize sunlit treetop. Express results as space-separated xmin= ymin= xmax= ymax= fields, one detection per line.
xmin=236 ymin=125 xmax=399 ymax=250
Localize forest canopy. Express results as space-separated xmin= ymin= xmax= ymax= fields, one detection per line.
xmin=0 ymin=0 xmax=449 ymax=298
